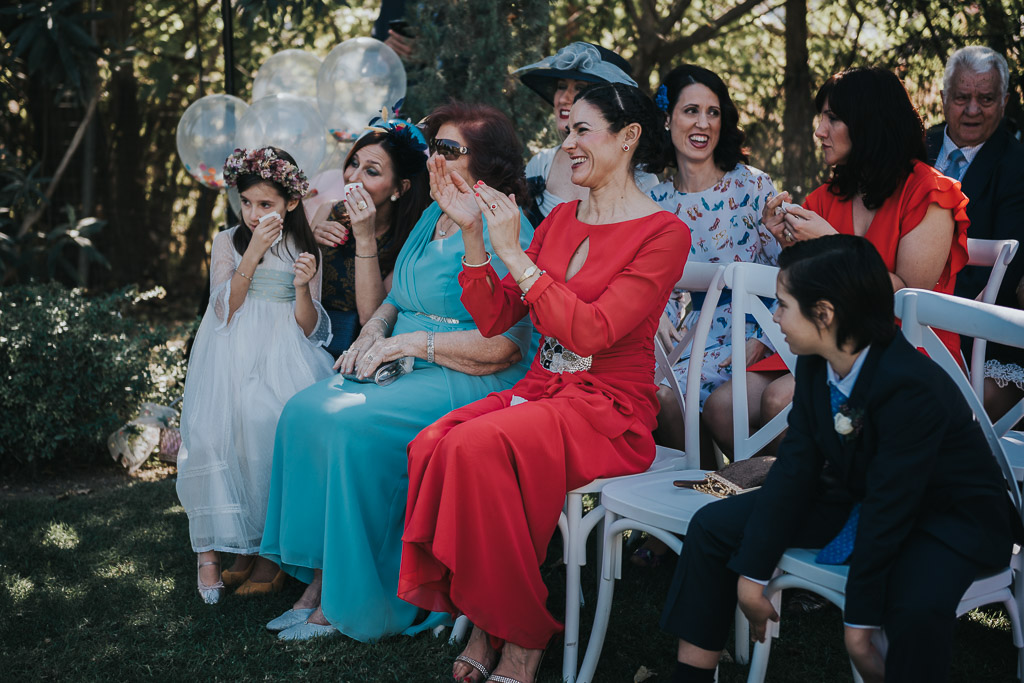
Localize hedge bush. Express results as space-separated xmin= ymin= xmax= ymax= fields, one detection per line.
xmin=0 ymin=283 xmax=187 ymax=471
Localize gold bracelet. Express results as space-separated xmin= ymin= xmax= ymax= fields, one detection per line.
xmin=515 ymin=264 xmax=540 ymax=285
xmin=234 ymin=267 xmax=253 ymax=283
xmin=355 ymin=252 xmax=379 ymax=258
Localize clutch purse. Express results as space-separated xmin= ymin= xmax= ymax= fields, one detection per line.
xmin=673 ymin=456 xmax=776 ymax=498
xmin=342 ymin=356 xmax=414 ymax=387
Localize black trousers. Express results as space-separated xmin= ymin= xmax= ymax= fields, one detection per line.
xmin=660 ymin=492 xmax=996 ymax=682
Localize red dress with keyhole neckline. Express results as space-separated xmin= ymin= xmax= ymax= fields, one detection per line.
xmin=398 ymin=201 xmax=690 ymax=648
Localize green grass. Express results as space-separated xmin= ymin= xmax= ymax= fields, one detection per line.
xmin=0 ymin=477 xmax=1017 ymax=681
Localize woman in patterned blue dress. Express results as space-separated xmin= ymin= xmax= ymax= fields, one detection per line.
xmin=637 ymin=65 xmax=782 ymax=566
xmin=648 ymin=65 xmax=782 ymax=450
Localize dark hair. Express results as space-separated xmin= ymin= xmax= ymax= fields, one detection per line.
xmin=814 ymin=67 xmax=927 ymax=210
xmin=423 ymin=101 xmax=528 ymax=202
xmin=232 ymin=147 xmax=320 ymax=269
xmin=778 ymin=234 xmax=898 ymax=352
xmin=344 ymin=130 xmax=430 ymax=273
xmin=575 ymin=82 xmax=666 ymax=174
xmin=660 ymin=64 xmax=747 ymax=172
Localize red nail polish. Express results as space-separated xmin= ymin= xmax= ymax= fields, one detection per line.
xmin=474 ymin=192 xmax=479 ymax=196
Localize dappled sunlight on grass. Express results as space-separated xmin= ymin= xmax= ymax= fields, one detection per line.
xmin=135 ymin=575 xmax=176 ymax=601
xmin=163 ymin=503 xmax=184 ymax=515
xmin=95 ymin=560 xmax=136 ymax=580
xmin=3 ymin=574 xmax=36 ymax=605
xmin=40 ymin=521 xmax=80 ymax=550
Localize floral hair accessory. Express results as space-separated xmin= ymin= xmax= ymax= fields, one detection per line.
xmin=347 ymin=106 xmax=429 ymax=178
xmin=223 ymin=147 xmax=309 ymax=199
xmin=655 ymin=84 xmax=670 ymax=113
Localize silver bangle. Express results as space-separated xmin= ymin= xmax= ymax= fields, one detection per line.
xmin=461 ymin=252 xmax=491 ymax=268
xmin=368 ymin=316 xmax=390 ymax=331
xmin=426 ymin=330 xmax=435 ymax=364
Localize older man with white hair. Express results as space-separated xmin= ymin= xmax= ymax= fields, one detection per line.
xmin=927 ymin=45 xmax=1024 ymax=417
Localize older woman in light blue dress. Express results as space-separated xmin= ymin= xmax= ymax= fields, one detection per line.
xmin=259 ymin=102 xmax=536 ymax=641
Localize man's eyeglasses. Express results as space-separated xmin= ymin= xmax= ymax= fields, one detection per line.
xmin=429 ymin=138 xmax=470 ymax=160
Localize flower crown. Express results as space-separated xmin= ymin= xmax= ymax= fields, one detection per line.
xmin=223 ymin=147 xmax=310 ymax=199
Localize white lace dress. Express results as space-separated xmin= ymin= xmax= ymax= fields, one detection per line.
xmin=177 ymin=228 xmax=334 ymax=554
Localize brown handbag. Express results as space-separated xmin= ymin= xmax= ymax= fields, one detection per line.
xmin=673 ymin=456 xmax=777 ymax=498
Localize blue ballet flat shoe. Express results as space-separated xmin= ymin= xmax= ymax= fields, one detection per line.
xmin=276 ymin=620 xmax=339 ymax=641
xmin=266 ymin=608 xmax=315 ymax=632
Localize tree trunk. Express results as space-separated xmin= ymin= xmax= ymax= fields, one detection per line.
xmin=781 ymin=0 xmax=816 ymax=196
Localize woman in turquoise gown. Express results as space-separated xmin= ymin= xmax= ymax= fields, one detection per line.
xmin=260 ymin=102 xmax=536 ymax=642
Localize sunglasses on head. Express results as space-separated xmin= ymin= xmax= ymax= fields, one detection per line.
xmin=429 ymin=138 xmax=470 ymax=160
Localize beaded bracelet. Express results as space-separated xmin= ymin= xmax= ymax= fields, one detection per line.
xmin=426 ymin=330 xmax=435 ymax=364
xmin=462 ymin=252 xmax=491 ymax=268
xmin=234 ymin=267 xmax=254 ymax=283
xmin=367 ymin=316 xmax=390 ymax=331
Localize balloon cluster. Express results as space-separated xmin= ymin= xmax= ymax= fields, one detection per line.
xmin=175 ymin=39 xmax=407 ymax=199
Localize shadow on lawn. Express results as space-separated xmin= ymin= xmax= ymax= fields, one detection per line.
xmin=0 ymin=478 xmax=1017 ymax=681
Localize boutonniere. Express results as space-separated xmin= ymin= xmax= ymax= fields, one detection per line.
xmin=834 ymin=403 xmax=864 ymax=441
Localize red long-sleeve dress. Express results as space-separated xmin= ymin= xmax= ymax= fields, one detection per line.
xmin=752 ymin=160 xmax=970 ymax=372
xmin=398 ymin=201 xmax=690 ymax=648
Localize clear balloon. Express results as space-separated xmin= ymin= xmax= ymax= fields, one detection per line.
xmin=252 ymin=49 xmax=322 ymax=102
xmin=176 ymin=94 xmax=250 ymax=189
xmin=235 ymin=93 xmax=326 ymax=178
xmin=317 ymin=37 xmax=406 ymax=142
xmin=317 ymin=137 xmax=353 ymax=175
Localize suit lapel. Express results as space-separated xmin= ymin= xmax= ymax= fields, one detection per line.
xmin=961 ymin=124 xmax=1008 ymax=200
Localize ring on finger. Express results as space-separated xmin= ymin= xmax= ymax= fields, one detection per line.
xmin=489 ymin=203 xmax=498 ymax=211
xmin=357 ymin=201 xmax=368 ymax=211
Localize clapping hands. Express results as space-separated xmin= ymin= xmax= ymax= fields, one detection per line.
xmin=428 ymin=154 xmax=482 ymax=234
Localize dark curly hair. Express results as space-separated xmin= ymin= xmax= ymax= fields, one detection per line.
xmin=423 ymin=101 xmax=528 ymax=203
xmin=659 ymin=64 xmax=747 ymax=173
xmin=232 ymin=146 xmax=320 ymax=269
xmin=575 ymin=82 xmax=666 ymax=175
xmin=815 ymin=67 xmax=926 ymax=210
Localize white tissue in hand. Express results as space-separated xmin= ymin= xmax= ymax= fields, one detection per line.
xmin=259 ymin=211 xmax=283 ymax=246
xmin=344 ymin=182 xmax=364 ymax=195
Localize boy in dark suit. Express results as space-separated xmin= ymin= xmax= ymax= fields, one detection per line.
xmin=661 ymin=235 xmax=1018 ymax=682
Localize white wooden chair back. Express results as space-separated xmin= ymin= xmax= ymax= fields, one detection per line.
xmin=724 ymin=262 xmax=798 ymax=461
xmin=895 ymin=288 xmax=1023 ymax=508
xmin=965 ymin=238 xmax=1020 ymax=398
xmin=653 ymin=262 xmax=727 ymax=469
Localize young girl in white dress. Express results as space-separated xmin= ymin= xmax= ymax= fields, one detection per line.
xmin=177 ymin=146 xmax=334 ymax=604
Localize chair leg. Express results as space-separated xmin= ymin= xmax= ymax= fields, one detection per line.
xmin=448 ymin=614 xmax=471 ymax=644
xmin=562 ymin=492 xmax=584 ymax=683
xmin=734 ymin=604 xmax=750 ymax=665
xmin=577 ymin=511 xmax=623 ymax=683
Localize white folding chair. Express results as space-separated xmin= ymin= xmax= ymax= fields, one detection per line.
xmin=575 ymin=262 xmax=798 ymax=683
xmin=965 ymin=237 xmax=1020 ymax=398
xmin=746 ymin=289 xmax=1024 ymax=683
xmin=559 ymin=261 xmax=725 ymax=682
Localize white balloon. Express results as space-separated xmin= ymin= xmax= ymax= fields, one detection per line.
xmin=176 ymin=94 xmax=250 ymax=189
xmin=235 ymin=93 xmax=326 ymax=177
xmin=317 ymin=37 xmax=406 ymax=142
xmin=252 ymin=49 xmax=322 ymax=101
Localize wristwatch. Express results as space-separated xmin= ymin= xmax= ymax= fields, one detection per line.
xmin=515 ymin=265 xmax=539 ymax=285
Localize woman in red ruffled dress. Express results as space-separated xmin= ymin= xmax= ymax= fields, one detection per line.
xmin=398 ymin=83 xmax=690 ymax=683
xmin=703 ymin=67 xmax=971 ymax=454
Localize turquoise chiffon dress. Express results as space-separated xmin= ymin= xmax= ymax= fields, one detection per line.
xmin=260 ymin=202 xmax=535 ymax=641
